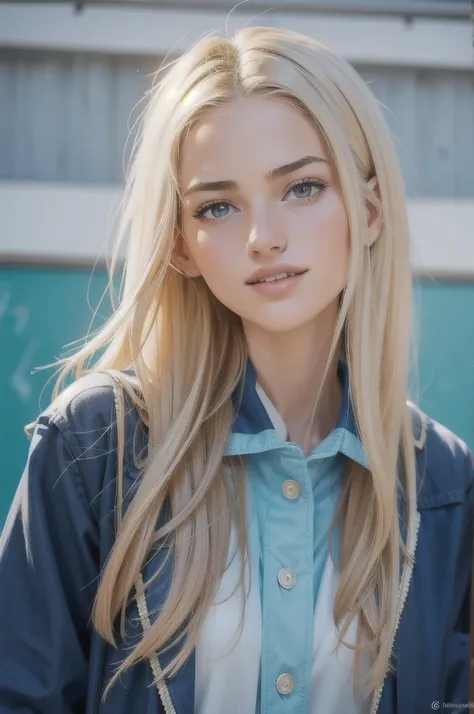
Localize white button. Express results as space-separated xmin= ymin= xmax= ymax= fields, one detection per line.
xmin=282 ymin=479 xmax=300 ymax=499
xmin=278 ymin=568 xmax=297 ymax=589
xmin=276 ymin=672 xmax=294 ymax=695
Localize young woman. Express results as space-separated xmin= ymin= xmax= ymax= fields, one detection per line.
xmin=0 ymin=25 xmax=472 ymax=714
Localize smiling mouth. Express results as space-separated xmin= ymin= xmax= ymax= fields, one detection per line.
xmin=249 ymin=270 xmax=308 ymax=285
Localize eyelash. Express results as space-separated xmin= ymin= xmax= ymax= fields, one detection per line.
xmin=192 ymin=178 xmax=329 ymax=223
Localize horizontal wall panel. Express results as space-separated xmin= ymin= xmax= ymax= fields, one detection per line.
xmin=2 ymin=4 xmax=472 ymax=68
xmin=357 ymin=65 xmax=474 ymax=197
xmin=0 ymin=49 xmax=157 ymax=184
xmin=1 ymin=182 xmax=473 ymax=275
xmin=1 ymin=49 xmax=474 ymax=197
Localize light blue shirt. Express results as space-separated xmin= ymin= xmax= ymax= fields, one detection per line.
xmin=225 ymin=359 xmax=368 ymax=712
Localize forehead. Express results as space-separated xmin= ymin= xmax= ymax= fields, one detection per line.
xmin=179 ymin=96 xmax=329 ymax=185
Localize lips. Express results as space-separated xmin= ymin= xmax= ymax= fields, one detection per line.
xmin=245 ymin=266 xmax=308 ymax=285
xmin=250 ymin=270 xmax=306 ymax=285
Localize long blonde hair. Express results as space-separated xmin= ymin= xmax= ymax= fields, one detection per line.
xmin=44 ymin=26 xmax=417 ymax=702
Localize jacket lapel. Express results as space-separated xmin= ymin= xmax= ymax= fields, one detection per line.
xmin=135 ymin=536 xmax=196 ymax=714
xmin=372 ymin=405 xmax=427 ymax=714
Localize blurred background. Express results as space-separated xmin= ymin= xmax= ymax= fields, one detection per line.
xmin=0 ymin=0 xmax=473 ymax=526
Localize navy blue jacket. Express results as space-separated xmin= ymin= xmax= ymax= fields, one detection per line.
xmin=0 ymin=369 xmax=473 ymax=714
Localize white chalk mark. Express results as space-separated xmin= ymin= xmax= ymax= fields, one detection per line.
xmin=10 ymin=305 xmax=30 ymax=336
xmin=10 ymin=338 xmax=39 ymax=403
xmin=0 ymin=290 xmax=11 ymax=326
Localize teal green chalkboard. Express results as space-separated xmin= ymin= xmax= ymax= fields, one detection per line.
xmin=1 ymin=269 xmax=473 ymax=527
xmin=412 ymin=279 xmax=474 ymax=449
xmin=0 ymin=265 xmax=112 ymax=526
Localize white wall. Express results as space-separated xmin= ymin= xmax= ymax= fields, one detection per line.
xmin=1 ymin=3 xmax=473 ymax=69
xmin=1 ymin=181 xmax=472 ymax=276
xmin=0 ymin=182 xmax=124 ymax=265
xmin=1 ymin=3 xmax=473 ymax=275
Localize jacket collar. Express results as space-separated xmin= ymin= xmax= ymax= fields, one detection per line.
xmin=230 ymin=357 xmax=358 ymax=436
xmin=225 ymin=358 xmax=368 ymax=468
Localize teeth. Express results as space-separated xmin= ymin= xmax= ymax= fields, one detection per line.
xmin=255 ymin=272 xmax=297 ymax=284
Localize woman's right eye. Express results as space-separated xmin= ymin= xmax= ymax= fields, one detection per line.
xmin=193 ymin=201 xmax=239 ymax=223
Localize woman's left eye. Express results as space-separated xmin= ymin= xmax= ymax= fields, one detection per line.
xmin=284 ymin=179 xmax=327 ymax=202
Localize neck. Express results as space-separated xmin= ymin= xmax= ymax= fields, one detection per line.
xmin=243 ymin=304 xmax=343 ymax=455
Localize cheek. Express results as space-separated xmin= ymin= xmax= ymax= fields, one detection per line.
xmin=192 ymin=231 xmax=237 ymax=280
xmin=181 ymin=221 xmax=220 ymax=271
xmin=310 ymin=199 xmax=350 ymax=274
xmin=187 ymin=230 xmax=244 ymax=307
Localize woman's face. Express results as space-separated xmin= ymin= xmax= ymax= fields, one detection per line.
xmin=176 ymin=95 xmax=350 ymax=334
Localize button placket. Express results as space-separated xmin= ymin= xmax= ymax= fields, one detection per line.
xmin=260 ymin=454 xmax=311 ymax=711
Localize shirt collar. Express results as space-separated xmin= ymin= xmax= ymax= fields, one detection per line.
xmin=226 ymin=358 xmax=368 ymax=468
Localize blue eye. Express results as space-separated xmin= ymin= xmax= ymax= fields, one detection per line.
xmin=293 ymin=184 xmax=313 ymax=198
xmin=282 ymin=178 xmax=328 ymax=203
xmin=195 ymin=202 xmax=234 ymax=220
xmin=193 ymin=201 xmax=237 ymax=222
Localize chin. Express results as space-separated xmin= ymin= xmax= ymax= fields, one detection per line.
xmin=244 ymin=312 xmax=315 ymax=335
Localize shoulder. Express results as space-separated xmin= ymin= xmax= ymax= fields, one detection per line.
xmin=407 ymin=401 xmax=474 ymax=506
xmin=36 ymin=370 xmax=145 ymax=517
xmin=43 ymin=371 xmax=121 ymax=458
xmin=43 ymin=369 xmax=143 ymax=448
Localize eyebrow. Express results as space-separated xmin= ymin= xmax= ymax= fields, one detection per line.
xmin=182 ymin=155 xmax=328 ymax=198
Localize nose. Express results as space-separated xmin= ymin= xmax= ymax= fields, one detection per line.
xmin=246 ymin=214 xmax=287 ymax=258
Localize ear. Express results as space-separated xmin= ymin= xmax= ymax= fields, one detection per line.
xmin=170 ymin=230 xmax=202 ymax=278
xmin=366 ymin=176 xmax=383 ymax=247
